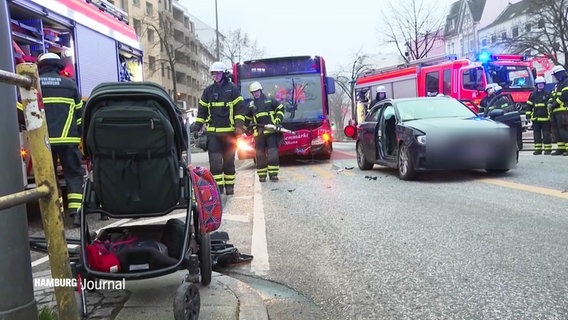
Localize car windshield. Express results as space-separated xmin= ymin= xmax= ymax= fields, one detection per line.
xmin=396 ymin=98 xmax=476 ymax=121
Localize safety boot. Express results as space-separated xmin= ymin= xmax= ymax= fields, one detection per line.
xmin=218 ymin=185 xmax=224 ymax=194
xmin=259 ymin=176 xmax=267 ymax=182
xmin=269 ymin=174 xmax=279 ymax=182
xmin=225 ymin=185 xmax=234 ymax=195
xmin=551 ymin=149 xmax=565 ymax=155
xmin=72 ymin=211 xmax=80 ymax=228
xmin=544 ymin=150 xmax=552 ymax=155
xmin=533 ymin=150 xmax=542 ymax=155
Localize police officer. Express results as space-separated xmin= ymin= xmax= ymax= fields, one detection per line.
xmin=246 ymin=81 xmax=285 ymax=182
xmin=526 ymin=76 xmax=552 ymax=155
xmin=191 ymin=61 xmax=245 ymax=195
xmin=38 ymin=53 xmax=85 ymax=226
xmin=548 ymin=65 xmax=568 ymax=155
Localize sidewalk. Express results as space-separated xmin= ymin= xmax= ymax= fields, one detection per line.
xmin=33 ymin=269 xmax=268 ymax=319
xmin=32 ymin=154 xmax=267 ymax=319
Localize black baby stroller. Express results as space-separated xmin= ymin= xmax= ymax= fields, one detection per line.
xmin=75 ymin=82 xmax=212 ymax=319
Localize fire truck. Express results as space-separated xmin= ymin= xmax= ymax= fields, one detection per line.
xmin=9 ymin=0 xmax=144 ymax=189
xmin=355 ymin=53 xmax=535 ymax=115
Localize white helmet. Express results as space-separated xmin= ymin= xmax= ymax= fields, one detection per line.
xmin=248 ymin=81 xmax=263 ymax=92
xmin=38 ymin=52 xmax=61 ymax=62
xmin=552 ymin=65 xmax=566 ymax=75
xmin=209 ymin=61 xmax=227 ymax=73
xmin=494 ymin=85 xmax=503 ymax=92
xmin=535 ymin=76 xmax=546 ymax=84
xmin=377 ymin=85 xmax=386 ymax=93
xmin=485 ymin=83 xmax=497 ymax=92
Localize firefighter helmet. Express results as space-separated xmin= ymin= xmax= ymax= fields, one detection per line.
xmin=38 ymin=52 xmax=60 ymax=61
xmin=485 ymin=83 xmax=497 ymax=92
xmin=248 ymin=81 xmax=263 ymax=92
xmin=377 ymin=85 xmax=386 ymax=93
xmin=535 ymin=76 xmax=546 ymax=84
xmin=209 ymin=61 xmax=228 ymax=73
xmin=552 ymin=65 xmax=566 ymax=75
xmin=37 ymin=52 xmax=65 ymax=68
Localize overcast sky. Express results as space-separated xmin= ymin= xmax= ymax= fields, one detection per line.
xmin=180 ymin=0 xmax=456 ymax=74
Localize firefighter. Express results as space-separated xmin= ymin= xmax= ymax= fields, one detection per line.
xmin=190 ymin=61 xmax=245 ymax=195
xmin=369 ymin=85 xmax=387 ymax=110
xmin=246 ymin=81 xmax=285 ymax=182
xmin=37 ymin=52 xmax=85 ymax=227
xmin=485 ymin=85 xmax=513 ymax=116
xmin=479 ymin=83 xmax=497 ymax=114
xmin=548 ymin=65 xmax=568 ymax=155
xmin=526 ymin=76 xmax=552 ymax=155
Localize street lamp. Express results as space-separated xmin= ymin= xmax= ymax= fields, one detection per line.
xmin=215 ymin=0 xmax=220 ymax=61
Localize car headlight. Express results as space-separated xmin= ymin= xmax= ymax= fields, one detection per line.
xmin=416 ymin=135 xmax=426 ymax=145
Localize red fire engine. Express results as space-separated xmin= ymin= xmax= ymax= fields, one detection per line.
xmin=355 ymin=53 xmax=535 ymax=114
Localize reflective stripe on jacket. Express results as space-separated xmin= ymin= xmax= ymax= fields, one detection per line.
xmin=196 ymin=79 xmax=245 ymax=133
xmin=39 ymin=69 xmax=83 ymax=145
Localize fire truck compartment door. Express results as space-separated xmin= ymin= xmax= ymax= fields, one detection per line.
xmin=75 ymin=24 xmax=119 ymax=97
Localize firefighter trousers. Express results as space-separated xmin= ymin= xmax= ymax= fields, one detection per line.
xmin=551 ymin=110 xmax=568 ymax=151
xmin=532 ymin=120 xmax=552 ymax=151
xmin=51 ymin=145 xmax=85 ymax=211
xmin=207 ymin=133 xmax=236 ymax=188
xmin=254 ymin=133 xmax=279 ymax=178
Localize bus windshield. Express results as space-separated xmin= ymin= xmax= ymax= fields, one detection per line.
xmin=240 ymin=75 xmax=324 ymax=122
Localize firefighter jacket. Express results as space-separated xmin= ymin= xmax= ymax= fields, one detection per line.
xmin=245 ymin=93 xmax=285 ymax=136
xmin=196 ymin=78 xmax=245 ymax=134
xmin=485 ymin=94 xmax=513 ymax=116
xmin=549 ymin=78 xmax=568 ymax=113
xmin=526 ymin=90 xmax=551 ymax=121
xmin=39 ymin=66 xmax=83 ymax=145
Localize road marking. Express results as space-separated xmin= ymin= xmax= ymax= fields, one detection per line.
xmin=309 ymin=164 xmax=334 ymax=178
xmin=480 ymin=178 xmax=568 ymax=200
xmin=250 ymin=177 xmax=270 ymax=275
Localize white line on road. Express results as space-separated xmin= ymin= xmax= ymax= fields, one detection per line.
xmin=250 ymin=178 xmax=270 ymax=275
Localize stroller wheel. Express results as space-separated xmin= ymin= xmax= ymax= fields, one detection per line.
xmin=173 ymin=282 xmax=200 ymax=320
xmin=199 ymin=232 xmax=212 ymax=286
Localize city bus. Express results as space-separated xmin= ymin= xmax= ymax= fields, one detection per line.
xmin=233 ymin=55 xmax=336 ymax=160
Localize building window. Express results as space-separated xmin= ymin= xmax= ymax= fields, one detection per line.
xmin=538 ymin=19 xmax=545 ymax=28
xmin=161 ymin=63 xmax=165 ymax=77
xmin=481 ymin=39 xmax=487 ymax=47
xmin=133 ymin=19 xmax=141 ymax=35
xmin=147 ymin=28 xmax=154 ymax=43
xmin=146 ymin=1 xmax=153 ymax=15
xmin=133 ymin=0 xmax=139 ymax=7
xmin=525 ymin=24 xmax=531 ymax=32
xmin=491 ymin=35 xmax=497 ymax=44
xmin=512 ymin=27 xmax=519 ymax=38
xmin=149 ymin=56 xmax=155 ymax=71
xmin=501 ymin=32 xmax=507 ymax=39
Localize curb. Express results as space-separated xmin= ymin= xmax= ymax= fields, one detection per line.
xmin=215 ymin=274 xmax=269 ymax=320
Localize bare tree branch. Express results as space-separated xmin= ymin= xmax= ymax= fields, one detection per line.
xmin=380 ymin=0 xmax=446 ymax=63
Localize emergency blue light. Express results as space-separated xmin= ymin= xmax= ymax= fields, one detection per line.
xmin=478 ymin=51 xmax=491 ymax=63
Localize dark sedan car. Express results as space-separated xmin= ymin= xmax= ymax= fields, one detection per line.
xmin=344 ymin=97 xmax=518 ymax=180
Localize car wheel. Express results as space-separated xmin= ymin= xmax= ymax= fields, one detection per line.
xmin=397 ymin=143 xmax=417 ymax=180
xmin=356 ymin=141 xmax=373 ymax=170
